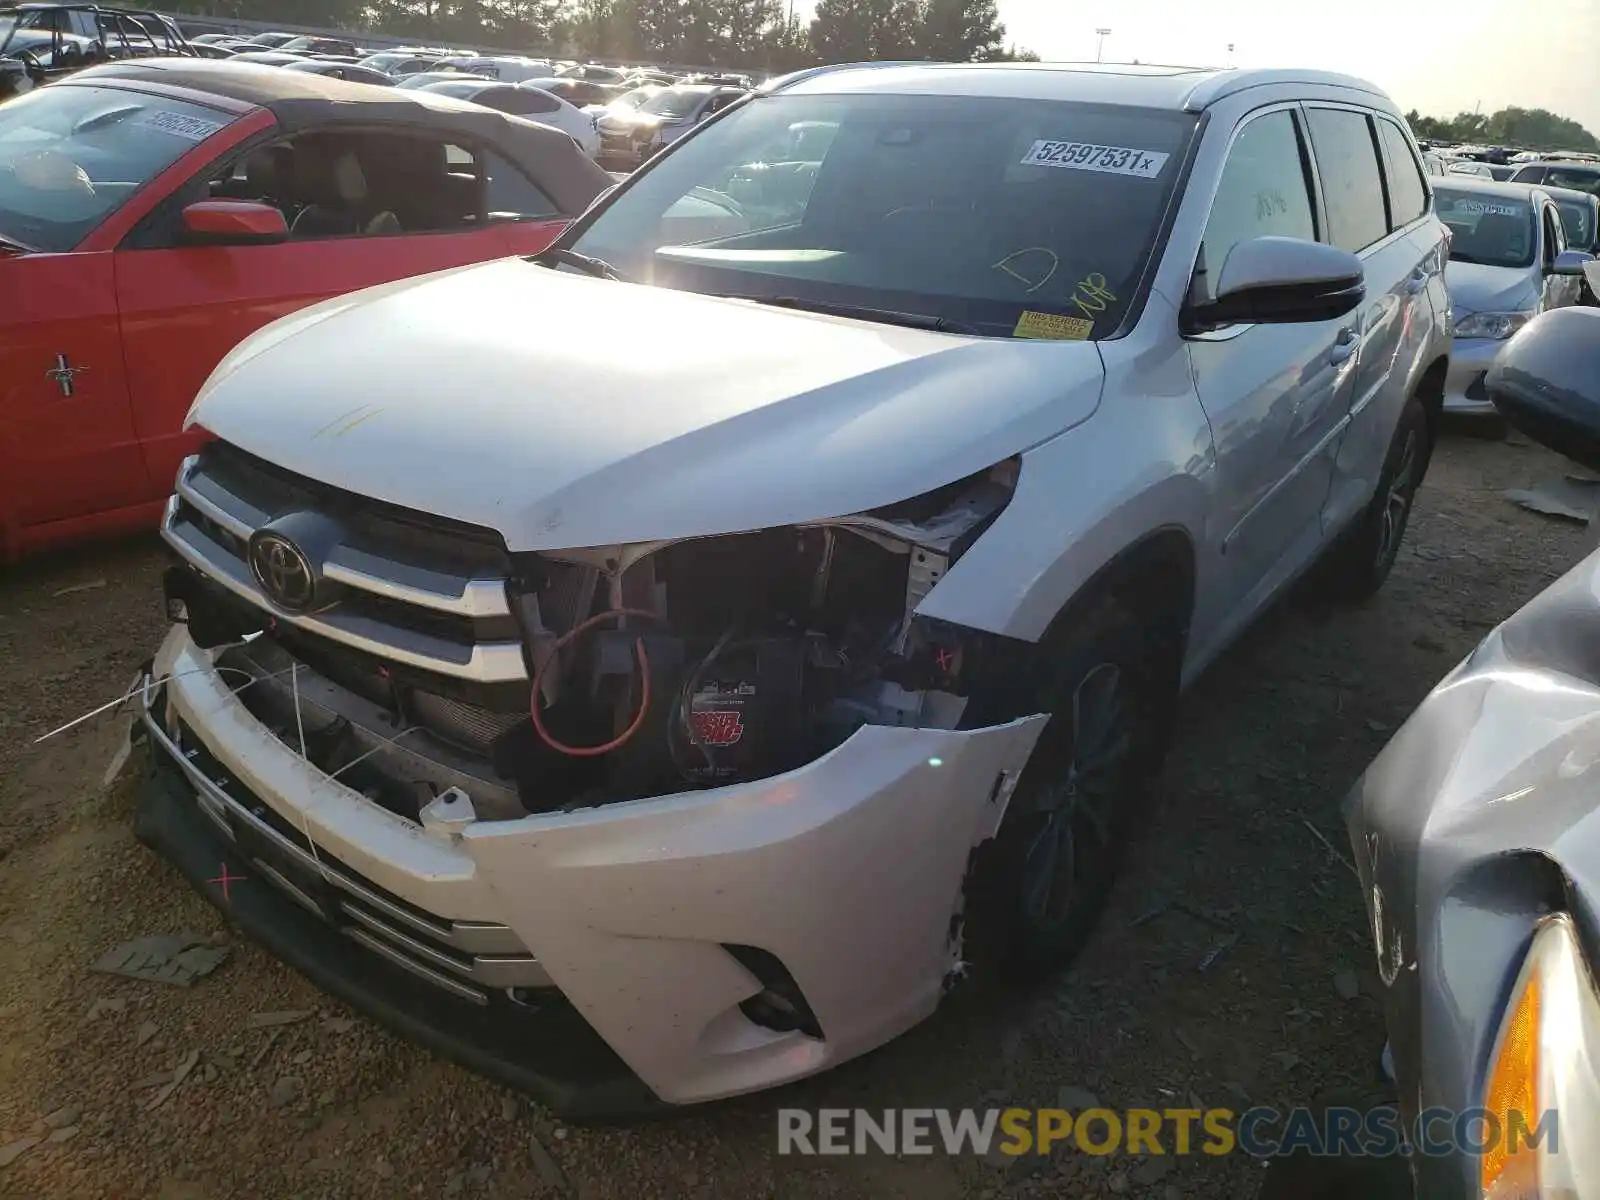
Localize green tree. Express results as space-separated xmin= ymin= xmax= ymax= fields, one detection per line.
xmin=986 ymin=42 xmax=1039 ymax=62
xmin=808 ymin=0 xmax=921 ymax=63
xmin=722 ymin=0 xmax=787 ymax=61
xmin=1484 ymin=106 xmax=1597 ymax=152
xmin=758 ymin=12 xmax=815 ymax=73
xmin=556 ymin=0 xmax=640 ymax=59
xmin=631 ymin=0 xmax=785 ymax=64
xmin=1403 ymin=105 xmax=1598 ymax=153
xmin=916 ymin=0 xmax=1004 ymax=62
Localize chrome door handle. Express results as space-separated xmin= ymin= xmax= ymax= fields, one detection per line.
xmin=1329 ymin=328 xmax=1359 ymax=364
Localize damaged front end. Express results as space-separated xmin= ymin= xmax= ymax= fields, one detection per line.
xmin=163 ymin=442 xmax=1033 ymax=819
xmin=145 ymin=439 xmax=1049 ymax=1110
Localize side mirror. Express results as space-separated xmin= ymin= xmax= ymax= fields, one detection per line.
xmin=180 ymin=200 xmax=287 ymax=245
xmin=1547 ymin=248 xmax=1594 ymax=277
xmin=1183 ymin=236 xmax=1365 ymax=332
xmin=1486 ymin=306 xmax=1600 ymax=472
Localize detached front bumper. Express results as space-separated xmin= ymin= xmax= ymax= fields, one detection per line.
xmin=138 ymin=626 xmax=1046 ymax=1113
xmin=1441 ymin=335 xmax=1504 ymax=415
xmin=136 ymin=723 xmax=657 ymax=1117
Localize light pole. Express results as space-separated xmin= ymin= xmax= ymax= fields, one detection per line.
xmin=1095 ymin=27 xmax=1111 ymax=63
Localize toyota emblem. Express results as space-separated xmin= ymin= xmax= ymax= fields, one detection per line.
xmin=248 ymin=531 xmax=317 ymax=611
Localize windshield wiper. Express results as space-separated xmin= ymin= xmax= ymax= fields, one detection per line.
xmin=531 ymin=247 xmax=628 ymax=281
xmin=0 ymin=231 xmax=35 ymax=254
xmin=734 ymin=295 xmax=979 ymax=334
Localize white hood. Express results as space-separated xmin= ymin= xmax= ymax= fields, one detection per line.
xmin=1445 ymin=260 xmax=1540 ymax=317
xmin=189 ymin=259 xmax=1105 ymax=551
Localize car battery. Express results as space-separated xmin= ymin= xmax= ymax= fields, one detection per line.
xmin=680 ymin=638 xmax=807 ymax=786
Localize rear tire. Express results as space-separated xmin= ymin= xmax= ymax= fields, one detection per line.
xmin=1318 ymin=396 xmax=1431 ymax=604
xmin=965 ymin=598 xmax=1165 ymax=982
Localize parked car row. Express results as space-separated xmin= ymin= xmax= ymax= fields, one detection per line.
xmin=1434 ymin=177 xmax=1596 ymax=419
xmin=149 ymin=39 xmax=754 ymax=163
xmin=180 ymin=28 xmax=722 ymax=105
xmin=1 ymin=0 xmax=192 ymax=98
xmin=10 ymin=52 xmax=1600 ymax=1195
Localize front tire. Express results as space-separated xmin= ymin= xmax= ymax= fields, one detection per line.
xmin=1318 ymin=396 xmax=1431 ymax=604
xmin=966 ymin=598 xmax=1164 ymax=981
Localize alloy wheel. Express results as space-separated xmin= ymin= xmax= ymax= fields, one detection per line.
xmin=1020 ymin=662 xmax=1132 ymax=930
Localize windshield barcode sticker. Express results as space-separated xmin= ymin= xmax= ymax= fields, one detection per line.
xmin=1447 ymin=200 xmax=1521 ymax=217
xmin=1021 ymin=140 xmax=1169 ymax=178
xmin=139 ymin=110 xmax=224 ymax=141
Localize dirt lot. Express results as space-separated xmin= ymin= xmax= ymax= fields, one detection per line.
xmin=0 ymin=431 xmax=1589 ymax=1200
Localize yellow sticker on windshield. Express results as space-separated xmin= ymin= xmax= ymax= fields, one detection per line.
xmin=1014 ymin=311 xmax=1094 ymax=341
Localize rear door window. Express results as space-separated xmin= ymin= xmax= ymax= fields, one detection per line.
xmin=1306 ymin=107 xmax=1390 ymax=252
xmin=1546 ymin=166 xmax=1600 ymax=196
xmin=514 ymin=89 xmax=560 ymax=115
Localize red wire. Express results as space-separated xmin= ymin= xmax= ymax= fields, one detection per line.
xmin=529 ymin=606 xmax=661 ymax=757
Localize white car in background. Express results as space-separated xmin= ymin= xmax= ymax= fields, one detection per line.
xmin=1434 ymin=178 xmax=1593 ymax=417
xmin=416 ymin=78 xmax=600 ymax=157
xmin=354 ymin=50 xmax=447 ymax=77
xmin=596 ymin=82 xmax=747 ymax=167
xmin=1509 ymin=157 xmax=1600 ymax=195
xmin=395 ymin=70 xmax=491 ymax=90
xmin=435 ymin=55 xmax=553 ymax=83
xmin=584 ymin=82 xmax=663 ymax=120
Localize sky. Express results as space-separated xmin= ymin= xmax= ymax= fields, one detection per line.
xmin=799 ymin=0 xmax=1600 ymax=137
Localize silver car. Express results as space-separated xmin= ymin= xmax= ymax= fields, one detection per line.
xmin=1348 ymin=305 xmax=1600 ymax=1198
xmin=140 ymin=61 xmax=1451 ymax=1117
xmin=1436 ymin=178 xmax=1592 ymax=416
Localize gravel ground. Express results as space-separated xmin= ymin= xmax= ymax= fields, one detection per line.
xmin=0 ymin=430 xmax=1589 ymax=1200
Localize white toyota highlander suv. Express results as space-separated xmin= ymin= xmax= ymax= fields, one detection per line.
xmin=138 ymin=61 xmax=1452 ymax=1117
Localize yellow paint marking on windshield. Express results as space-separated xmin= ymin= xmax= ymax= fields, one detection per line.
xmin=992 ymin=247 xmax=1059 ymax=293
xmin=1070 ymin=273 xmax=1118 ymax=321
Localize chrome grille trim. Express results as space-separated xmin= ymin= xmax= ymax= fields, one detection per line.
xmin=163 ymin=480 xmax=529 ymax=685
xmin=175 ymin=466 xmax=258 ymax=540
xmin=175 ymin=455 xmax=513 ymax=620
xmin=163 ymin=500 xmax=527 ymax=683
xmin=345 ymin=928 xmax=486 ymax=1003
xmin=176 ymin=464 xmax=516 ymax=621
xmin=320 ymin=554 xmax=513 ymax=620
xmin=142 ymin=700 xmax=552 ymax=1003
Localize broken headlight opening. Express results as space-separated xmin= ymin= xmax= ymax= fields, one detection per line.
xmin=165 ymin=457 xmax=1024 ymax=820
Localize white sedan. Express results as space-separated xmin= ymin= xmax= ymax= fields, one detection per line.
xmin=415 ymin=78 xmax=600 ymax=158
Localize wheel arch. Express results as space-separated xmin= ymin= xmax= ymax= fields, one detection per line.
xmin=1413 ymin=353 xmax=1448 ymax=446
xmin=1037 ymin=525 xmax=1197 ymax=715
